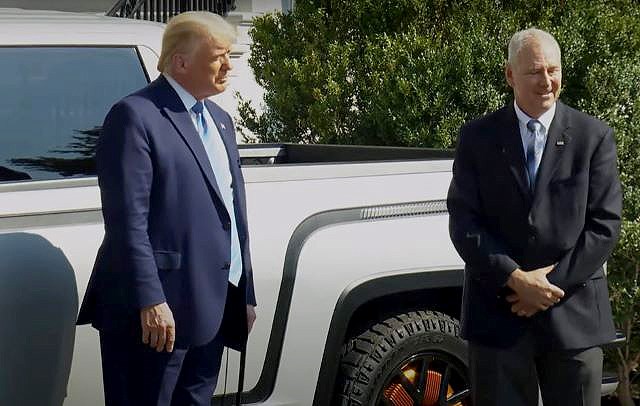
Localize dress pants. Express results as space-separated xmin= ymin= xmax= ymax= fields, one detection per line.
xmin=99 ymin=328 xmax=225 ymax=406
xmin=469 ymin=330 xmax=603 ymax=406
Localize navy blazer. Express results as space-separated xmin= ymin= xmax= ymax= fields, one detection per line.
xmin=448 ymin=101 xmax=621 ymax=350
xmin=78 ymin=76 xmax=256 ymax=349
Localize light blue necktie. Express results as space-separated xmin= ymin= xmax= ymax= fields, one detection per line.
xmin=525 ymin=119 xmax=544 ymax=191
xmin=192 ymin=101 xmax=242 ymax=286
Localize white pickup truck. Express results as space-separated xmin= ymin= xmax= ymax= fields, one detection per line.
xmin=0 ymin=8 xmax=619 ymax=406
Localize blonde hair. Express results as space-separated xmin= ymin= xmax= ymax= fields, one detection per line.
xmin=507 ymin=28 xmax=561 ymax=66
xmin=157 ymin=11 xmax=236 ymax=73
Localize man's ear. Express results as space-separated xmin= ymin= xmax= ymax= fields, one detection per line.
xmin=171 ymin=53 xmax=188 ymax=74
xmin=505 ymin=63 xmax=514 ymax=88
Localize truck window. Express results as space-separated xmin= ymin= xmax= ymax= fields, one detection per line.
xmin=0 ymin=47 xmax=149 ymax=183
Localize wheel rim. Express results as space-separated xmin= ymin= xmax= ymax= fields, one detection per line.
xmin=376 ymin=352 xmax=471 ymax=406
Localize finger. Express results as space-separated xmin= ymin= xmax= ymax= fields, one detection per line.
xmin=506 ymin=294 xmax=519 ymax=303
xmin=156 ymin=325 xmax=167 ymax=352
xmin=149 ymin=329 xmax=159 ymax=349
xmin=141 ymin=323 xmax=150 ymax=344
xmin=546 ymin=284 xmax=565 ymax=297
xmin=542 ymin=264 xmax=556 ymax=274
xmin=541 ymin=294 xmax=555 ymax=307
xmin=166 ymin=325 xmax=175 ymax=353
xmin=517 ymin=310 xmax=527 ymax=317
xmin=550 ymin=294 xmax=563 ymax=304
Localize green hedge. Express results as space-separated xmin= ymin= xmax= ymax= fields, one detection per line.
xmin=239 ymin=1 xmax=640 ymax=402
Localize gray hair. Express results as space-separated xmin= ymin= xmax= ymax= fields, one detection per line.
xmin=507 ymin=28 xmax=561 ymax=65
xmin=158 ymin=11 xmax=236 ymax=73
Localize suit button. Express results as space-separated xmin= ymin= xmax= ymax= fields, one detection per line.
xmin=529 ymin=235 xmax=536 ymax=243
xmin=222 ymin=262 xmax=230 ymax=270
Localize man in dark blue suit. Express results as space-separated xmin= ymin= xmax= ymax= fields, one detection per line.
xmin=77 ymin=11 xmax=256 ymax=406
xmin=448 ymin=28 xmax=621 ymax=405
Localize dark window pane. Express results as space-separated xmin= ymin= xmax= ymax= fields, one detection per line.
xmin=0 ymin=47 xmax=149 ymax=182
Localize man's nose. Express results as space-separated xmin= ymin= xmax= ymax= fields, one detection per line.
xmin=540 ymin=70 xmax=552 ymax=87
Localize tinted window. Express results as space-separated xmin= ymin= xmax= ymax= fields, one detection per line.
xmin=0 ymin=47 xmax=149 ymax=182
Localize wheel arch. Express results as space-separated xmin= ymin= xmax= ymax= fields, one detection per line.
xmin=313 ymin=268 xmax=464 ymax=406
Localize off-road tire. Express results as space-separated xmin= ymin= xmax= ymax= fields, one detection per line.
xmin=335 ymin=310 xmax=468 ymax=405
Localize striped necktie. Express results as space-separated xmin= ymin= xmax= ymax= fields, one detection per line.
xmin=525 ymin=119 xmax=544 ymax=191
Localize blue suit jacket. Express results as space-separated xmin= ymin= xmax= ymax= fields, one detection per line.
xmin=78 ymin=76 xmax=256 ymax=349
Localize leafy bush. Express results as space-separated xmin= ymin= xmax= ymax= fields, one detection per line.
xmin=585 ymin=58 xmax=640 ymax=404
xmin=240 ymin=0 xmax=640 ymax=402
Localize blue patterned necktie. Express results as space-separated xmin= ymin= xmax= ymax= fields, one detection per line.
xmin=525 ymin=119 xmax=544 ymax=191
xmin=191 ymin=101 xmax=242 ymax=286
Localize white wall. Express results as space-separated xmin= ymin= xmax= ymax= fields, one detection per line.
xmin=0 ymin=0 xmax=114 ymax=12
xmin=0 ymin=0 xmax=284 ymax=14
xmin=218 ymin=0 xmax=283 ymax=141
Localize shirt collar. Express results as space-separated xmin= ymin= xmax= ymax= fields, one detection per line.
xmin=513 ymin=100 xmax=556 ymax=133
xmin=164 ymin=73 xmax=200 ymax=113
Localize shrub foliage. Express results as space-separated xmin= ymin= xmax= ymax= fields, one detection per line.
xmin=240 ymin=1 xmax=640 ymax=402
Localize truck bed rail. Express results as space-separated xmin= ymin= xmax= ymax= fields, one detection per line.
xmin=238 ymin=143 xmax=454 ymax=165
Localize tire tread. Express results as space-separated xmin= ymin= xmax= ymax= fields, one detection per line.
xmin=335 ymin=310 xmax=462 ymax=405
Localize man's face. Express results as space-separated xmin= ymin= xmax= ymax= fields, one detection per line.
xmin=182 ymin=35 xmax=232 ymax=100
xmin=506 ymin=38 xmax=562 ymax=118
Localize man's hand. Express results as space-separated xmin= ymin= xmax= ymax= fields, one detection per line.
xmin=247 ymin=305 xmax=256 ymax=334
xmin=140 ymin=302 xmax=175 ymax=352
xmin=505 ymin=264 xmax=564 ymax=317
xmin=507 ymin=298 xmax=541 ymax=318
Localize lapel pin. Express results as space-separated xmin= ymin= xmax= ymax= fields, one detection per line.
xmin=556 ymin=140 xmax=565 ymax=146
xmin=220 ymin=123 xmax=226 ymax=130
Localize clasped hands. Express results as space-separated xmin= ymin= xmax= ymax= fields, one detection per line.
xmin=505 ymin=264 xmax=564 ymax=318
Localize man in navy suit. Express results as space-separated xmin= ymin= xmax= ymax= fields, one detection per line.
xmin=77 ymin=11 xmax=256 ymax=406
xmin=448 ymin=28 xmax=621 ymax=405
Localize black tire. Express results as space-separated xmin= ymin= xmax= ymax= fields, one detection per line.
xmin=335 ymin=310 xmax=471 ymax=406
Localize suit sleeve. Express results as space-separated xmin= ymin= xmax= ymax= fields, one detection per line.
xmin=547 ymin=128 xmax=622 ymax=291
xmin=447 ymin=127 xmax=520 ymax=293
xmin=97 ymin=102 xmax=166 ymax=309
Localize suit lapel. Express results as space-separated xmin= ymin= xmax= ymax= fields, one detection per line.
xmin=532 ymin=101 xmax=571 ymax=195
xmin=497 ymin=104 xmax=532 ymax=200
xmin=153 ymin=76 xmax=225 ymax=206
